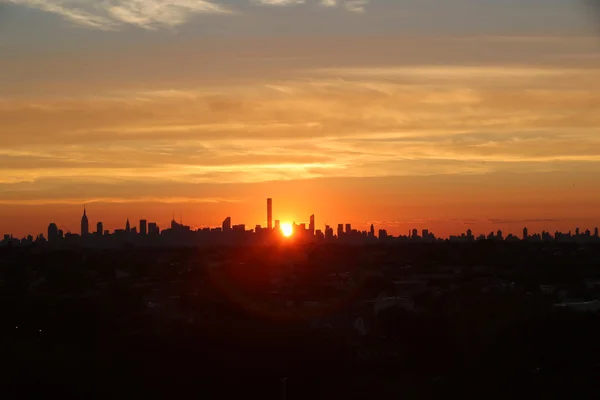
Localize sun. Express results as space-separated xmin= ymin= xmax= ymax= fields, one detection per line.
xmin=280 ymin=222 xmax=293 ymax=237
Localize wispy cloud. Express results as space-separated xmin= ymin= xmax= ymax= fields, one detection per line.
xmin=254 ymin=0 xmax=368 ymax=12
xmin=6 ymin=0 xmax=370 ymax=30
xmin=253 ymin=0 xmax=305 ymax=6
xmin=6 ymin=0 xmax=231 ymax=30
xmin=0 ymin=196 xmax=242 ymax=206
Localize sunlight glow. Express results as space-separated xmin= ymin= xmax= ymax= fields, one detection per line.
xmin=281 ymin=222 xmax=293 ymax=237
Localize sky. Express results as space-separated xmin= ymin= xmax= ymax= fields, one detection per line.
xmin=1 ymin=0 xmax=600 ymax=238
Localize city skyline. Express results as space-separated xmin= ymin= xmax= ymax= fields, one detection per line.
xmin=2 ymin=1 xmax=600 ymax=237
xmin=2 ymin=197 xmax=599 ymax=244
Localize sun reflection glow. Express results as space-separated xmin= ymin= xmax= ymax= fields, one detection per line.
xmin=281 ymin=222 xmax=293 ymax=237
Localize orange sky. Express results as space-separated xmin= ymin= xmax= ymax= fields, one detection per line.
xmin=1 ymin=1 xmax=600 ymax=238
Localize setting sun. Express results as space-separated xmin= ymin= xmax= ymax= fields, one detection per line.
xmin=281 ymin=223 xmax=293 ymax=238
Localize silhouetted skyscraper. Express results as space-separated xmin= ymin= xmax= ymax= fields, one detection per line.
xmin=267 ymin=198 xmax=273 ymax=230
xmin=223 ymin=217 xmax=231 ymax=231
xmin=48 ymin=223 xmax=58 ymax=242
xmin=309 ymin=214 xmax=315 ymax=236
xmin=369 ymin=224 xmax=375 ymax=238
xmin=325 ymin=225 xmax=334 ymax=239
xmin=337 ymin=224 xmax=344 ymax=238
xmin=96 ymin=222 xmax=103 ymax=236
xmin=81 ymin=206 xmax=89 ymax=236
xmin=140 ymin=220 xmax=147 ymax=235
xmin=148 ymin=223 xmax=159 ymax=235
xmin=126 ymin=218 xmax=131 ymax=233
xmin=345 ymin=224 xmax=351 ymax=234
xmin=523 ymin=227 xmax=528 ymax=240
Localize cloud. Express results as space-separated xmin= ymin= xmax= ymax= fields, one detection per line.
xmin=6 ymin=0 xmax=231 ymax=30
xmin=6 ymin=0 xmax=370 ymax=30
xmin=2 ymin=64 xmax=600 ymax=185
xmin=343 ymin=0 xmax=368 ymax=13
xmin=253 ymin=0 xmax=305 ymax=5
xmin=320 ymin=0 xmax=336 ymax=7
xmin=0 ymin=196 xmax=242 ymax=206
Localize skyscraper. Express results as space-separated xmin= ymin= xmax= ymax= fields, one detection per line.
xmin=48 ymin=223 xmax=58 ymax=242
xmin=97 ymin=222 xmax=103 ymax=236
xmin=267 ymin=198 xmax=273 ymax=230
xmin=81 ymin=206 xmax=89 ymax=236
xmin=345 ymin=224 xmax=352 ymax=234
xmin=148 ymin=223 xmax=159 ymax=235
xmin=369 ymin=224 xmax=375 ymax=238
xmin=140 ymin=219 xmax=147 ymax=235
xmin=337 ymin=224 xmax=344 ymax=238
xmin=222 ymin=217 xmax=231 ymax=231
xmin=523 ymin=227 xmax=528 ymax=240
xmin=126 ymin=218 xmax=131 ymax=233
xmin=309 ymin=214 xmax=315 ymax=236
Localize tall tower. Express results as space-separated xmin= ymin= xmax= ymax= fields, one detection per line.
xmin=222 ymin=216 xmax=231 ymax=231
xmin=523 ymin=227 xmax=528 ymax=240
xmin=97 ymin=222 xmax=103 ymax=236
xmin=140 ymin=220 xmax=147 ymax=236
xmin=48 ymin=223 xmax=59 ymax=242
xmin=309 ymin=214 xmax=315 ymax=236
xmin=81 ymin=206 xmax=89 ymax=236
xmin=126 ymin=218 xmax=131 ymax=233
xmin=267 ymin=198 xmax=273 ymax=230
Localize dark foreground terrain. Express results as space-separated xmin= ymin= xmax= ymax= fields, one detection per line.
xmin=2 ymin=242 xmax=600 ymax=398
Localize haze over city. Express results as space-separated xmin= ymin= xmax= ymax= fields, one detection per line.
xmin=2 ymin=0 xmax=600 ymax=238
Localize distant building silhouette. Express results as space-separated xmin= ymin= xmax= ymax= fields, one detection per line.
xmin=126 ymin=218 xmax=131 ymax=233
xmin=274 ymin=220 xmax=281 ymax=231
xmin=140 ymin=220 xmax=147 ymax=236
xmin=523 ymin=227 xmax=528 ymax=240
xmin=267 ymin=198 xmax=273 ymax=230
xmin=337 ymin=224 xmax=344 ymax=238
xmin=222 ymin=217 xmax=231 ymax=231
xmin=48 ymin=223 xmax=58 ymax=242
xmin=345 ymin=224 xmax=352 ymax=234
xmin=96 ymin=222 xmax=103 ymax=236
xmin=81 ymin=206 xmax=89 ymax=236
xmin=325 ymin=225 xmax=334 ymax=240
xmin=148 ymin=223 xmax=159 ymax=235
xmin=309 ymin=214 xmax=315 ymax=236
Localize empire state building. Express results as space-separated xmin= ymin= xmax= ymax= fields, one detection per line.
xmin=81 ymin=206 xmax=89 ymax=236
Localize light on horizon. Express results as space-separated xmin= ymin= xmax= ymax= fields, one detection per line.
xmin=281 ymin=222 xmax=293 ymax=238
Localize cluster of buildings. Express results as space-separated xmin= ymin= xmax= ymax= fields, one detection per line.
xmin=1 ymin=197 xmax=599 ymax=247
